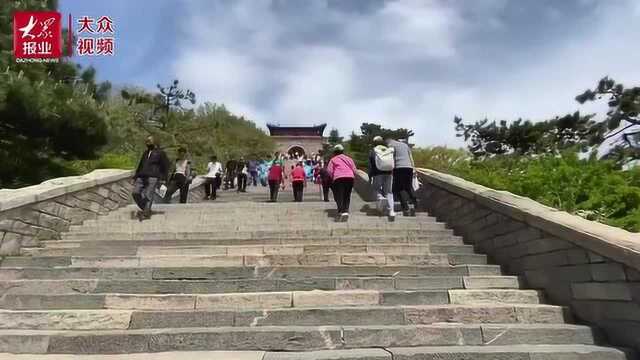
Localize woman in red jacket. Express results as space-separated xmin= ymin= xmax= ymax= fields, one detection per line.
xmin=267 ymin=153 xmax=285 ymax=202
xmin=290 ymin=162 xmax=306 ymax=202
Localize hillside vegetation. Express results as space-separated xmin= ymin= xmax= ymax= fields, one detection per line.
xmin=0 ymin=1 xmax=273 ymax=188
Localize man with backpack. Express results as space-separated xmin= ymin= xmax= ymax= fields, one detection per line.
xmin=369 ymin=136 xmax=396 ymax=219
xmin=386 ymin=136 xmax=418 ymax=216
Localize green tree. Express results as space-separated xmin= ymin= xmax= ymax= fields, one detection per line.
xmin=327 ymin=128 xmax=343 ymax=145
xmin=576 ymin=76 xmax=640 ymax=164
xmin=319 ymin=128 xmax=344 ymax=161
xmin=576 ymin=77 xmax=640 ymax=137
xmin=348 ymin=123 xmax=415 ymax=168
xmin=0 ymin=0 xmax=110 ymax=188
xmin=454 ymin=112 xmax=595 ymax=158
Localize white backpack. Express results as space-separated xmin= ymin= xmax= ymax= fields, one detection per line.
xmin=374 ymin=145 xmax=395 ymax=171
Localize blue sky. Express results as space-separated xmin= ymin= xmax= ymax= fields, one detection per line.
xmin=59 ymin=0 xmax=640 ymax=147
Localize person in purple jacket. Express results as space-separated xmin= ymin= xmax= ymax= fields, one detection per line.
xmin=327 ymin=144 xmax=357 ymax=222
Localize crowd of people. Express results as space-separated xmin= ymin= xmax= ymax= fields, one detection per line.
xmin=130 ymin=135 xmax=418 ymax=222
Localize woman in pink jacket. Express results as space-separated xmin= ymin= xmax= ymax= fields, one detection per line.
xmin=327 ymin=144 xmax=357 ymax=222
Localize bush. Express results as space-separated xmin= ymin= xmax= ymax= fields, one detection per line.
xmin=65 ymin=153 xmax=138 ymax=175
xmin=413 ymin=146 xmax=471 ymax=173
xmin=415 ymin=148 xmax=640 ymax=232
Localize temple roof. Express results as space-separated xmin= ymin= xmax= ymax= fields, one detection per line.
xmin=267 ymin=123 xmax=327 ymax=137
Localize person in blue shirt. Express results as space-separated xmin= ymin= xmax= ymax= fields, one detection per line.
xmin=258 ymin=160 xmax=268 ymax=187
xmin=304 ymin=160 xmax=314 ymax=183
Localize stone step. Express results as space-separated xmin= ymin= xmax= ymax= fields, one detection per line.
xmin=0 ymin=324 xmax=597 ymax=354
xmin=0 ymin=276 xmax=522 ymax=295
xmin=0 ymin=289 xmax=544 ymax=310
xmin=65 ymin=224 xmax=447 ymax=235
xmin=0 ymin=265 xmax=503 ymax=280
xmin=0 ymin=304 xmax=569 ymax=330
xmin=60 ymin=229 xmax=453 ymax=241
xmin=22 ymin=244 xmax=475 ymax=257
xmin=72 ymin=218 xmax=440 ymax=226
xmin=102 ymin=211 xmax=402 ymax=220
xmin=261 ymin=345 xmax=633 ymax=360
xmin=87 ymin=214 xmax=438 ymax=223
xmin=0 ymin=350 xmax=267 ymax=360
xmin=112 ymin=202 xmax=415 ymax=211
xmin=0 ymin=253 xmax=487 ymax=268
xmin=97 ymin=217 xmax=436 ymax=225
xmin=40 ymin=234 xmax=465 ymax=247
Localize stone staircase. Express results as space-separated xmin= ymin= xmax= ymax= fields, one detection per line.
xmin=0 ymin=186 xmax=632 ymax=359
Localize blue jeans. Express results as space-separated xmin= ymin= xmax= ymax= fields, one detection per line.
xmin=132 ymin=177 xmax=159 ymax=212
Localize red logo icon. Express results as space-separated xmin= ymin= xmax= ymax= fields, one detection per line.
xmin=13 ymin=11 xmax=62 ymax=60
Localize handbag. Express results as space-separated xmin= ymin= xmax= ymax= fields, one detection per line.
xmin=156 ymin=184 xmax=168 ymax=198
xmin=412 ymin=174 xmax=421 ymax=191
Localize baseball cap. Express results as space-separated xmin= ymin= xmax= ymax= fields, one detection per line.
xmin=333 ymin=144 xmax=344 ymax=151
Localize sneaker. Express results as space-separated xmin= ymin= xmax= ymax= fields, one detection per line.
xmin=375 ymin=198 xmax=385 ymax=214
xmin=135 ymin=210 xmax=144 ymax=222
xmin=142 ymin=208 xmax=152 ymax=220
xmin=388 ymin=211 xmax=396 ymax=221
xmin=402 ymin=210 xmax=410 ymax=217
xmin=409 ymin=206 xmax=416 ymax=217
xmin=340 ymin=212 xmax=349 ymax=222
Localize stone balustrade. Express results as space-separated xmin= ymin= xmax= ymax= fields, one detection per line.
xmin=354 ymin=168 xmax=640 ymax=351
xmin=413 ymin=168 xmax=640 ymax=351
xmin=0 ymin=170 xmax=206 ymax=256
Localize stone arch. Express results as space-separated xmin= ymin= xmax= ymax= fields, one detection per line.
xmin=287 ymin=145 xmax=306 ymax=158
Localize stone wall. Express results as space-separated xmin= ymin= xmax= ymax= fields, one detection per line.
xmin=353 ymin=170 xmax=377 ymax=202
xmin=0 ymin=170 xmax=206 ymax=256
xmin=0 ymin=170 xmax=134 ymax=256
xmin=152 ymin=176 xmax=207 ymax=204
xmin=414 ymin=168 xmax=640 ymax=351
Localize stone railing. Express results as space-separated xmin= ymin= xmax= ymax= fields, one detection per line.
xmin=0 ymin=170 xmax=135 ymax=255
xmin=414 ymin=168 xmax=640 ymax=351
xmin=353 ymin=170 xmax=377 ymax=202
xmin=0 ymin=171 xmax=207 ymax=256
xmin=152 ymin=176 xmax=207 ymax=204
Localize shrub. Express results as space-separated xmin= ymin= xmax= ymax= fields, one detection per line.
xmin=415 ymin=149 xmax=640 ymax=232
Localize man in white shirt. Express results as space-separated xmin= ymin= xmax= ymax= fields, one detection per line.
xmin=164 ymin=147 xmax=193 ymax=204
xmin=236 ymin=157 xmax=249 ymax=193
xmin=204 ymin=155 xmax=223 ymax=200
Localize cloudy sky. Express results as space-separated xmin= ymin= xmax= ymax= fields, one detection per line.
xmin=60 ymin=0 xmax=640 ymax=147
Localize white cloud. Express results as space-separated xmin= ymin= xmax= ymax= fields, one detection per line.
xmin=275 ymin=46 xmax=356 ymax=126
xmin=344 ymin=0 xmax=461 ymax=60
xmin=170 ymin=0 xmax=640 ymax=149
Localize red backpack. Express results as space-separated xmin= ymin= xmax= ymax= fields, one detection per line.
xmin=268 ymin=163 xmax=283 ymax=181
